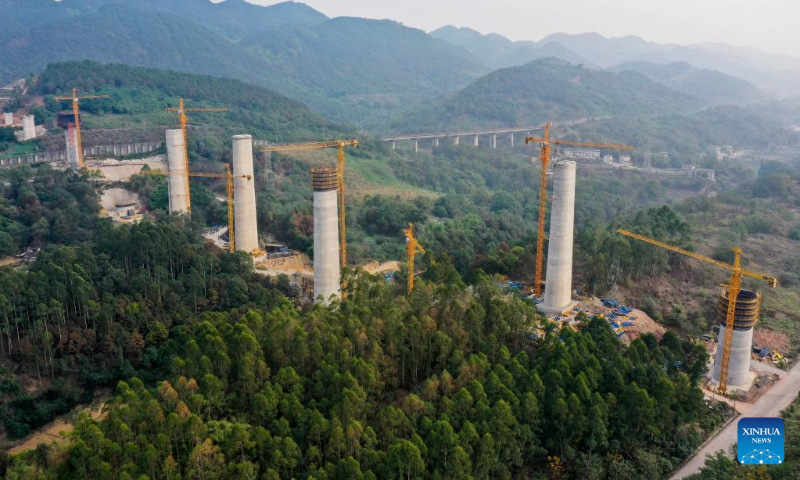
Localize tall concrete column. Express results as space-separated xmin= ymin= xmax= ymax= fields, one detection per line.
xmin=712 ymin=326 xmax=754 ymax=388
xmin=391 ymin=141 xmax=396 ymax=151
xmin=311 ymin=167 xmax=341 ymax=304
xmin=711 ymin=289 xmax=760 ymax=389
xmin=3 ymin=113 xmax=12 ymax=125
xmin=491 ymin=134 xmax=497 ymax=149
xmin=232 ymin=135 xmax=259 ymax=253
xmin=509 ymin=132 xmax=514 ymax=147
xmin=453 ymin=136 xmax=460 ymax=146
xmin=165 ymin=129 xmax=190 ymax=214
xmin=21 ymin=115 xmax=36 ymax=141
xmin=473 ymin=135 xmax=479 ymax=147
xmin=433 ymin=138 xmax=439 ymax=147
xmin=541 ymin=161 xmax=577 ymax=314
xmin=413 ymin=139 xmax=418 ymax=154
xmin=64 ymin=124 xmax=80 ymax=170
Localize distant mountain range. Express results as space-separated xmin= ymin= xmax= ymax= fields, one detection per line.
xmin=429 ymin=26 xmax=592 ymax=69
xmin=609 ymin=61 xmax=765 ymax=106
xmin=432 ymin=27 xmax=800 ymax=98
xmin=0 ymin=0 xmax=482 ymax=127
xmin=241 ymin=17 xmax=483 ymax=126
xmin=2 ymin=0 xmax=799 ymax=131
xmin=393 ymin=58 xmax=698 ymax=132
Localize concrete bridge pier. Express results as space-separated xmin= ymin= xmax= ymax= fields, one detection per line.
xmin=413 ymin=139 xmax=418 ymax=154
xmin=473 ymin=135 xmax=479 ymax=147
xmin=433 ymin=138 xmax=439 ymax=147
xmin=509 ymin=132 xmax=514 ymax=147
xmin=391 ymin=141 xmax=396 ymax=150
xmin=491 ymin=134 xmax=497 ymax=149
xmin=453 ymin=136 xmax=460 ymax=146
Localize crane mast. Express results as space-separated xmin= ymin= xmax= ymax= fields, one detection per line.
xmin=525 ymin=124 xmax=633 ymax=297
xmin=403 ymin=223 xmax=426 ymax=295
xmin=53 ymin=88 xmax=110 ymax=168
xmin=616 ymin=228 xmax=777 ymax=393
xmin=166 ymin=98 xmax=227 ymax=213
xmin=145 ymin=167 xmax=250 ymax=253
xmin=260 ymin=139 xmax=358 ymax=268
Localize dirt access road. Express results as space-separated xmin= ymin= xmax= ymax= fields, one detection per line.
xmin=672 ymin=360 xmax=800 ymax=478
xmin=8 ymin=402 xmax=106 ymax=455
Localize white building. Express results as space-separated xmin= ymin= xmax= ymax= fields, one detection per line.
xmin=563 ymin=148 xmax=601 ymax=160
xmin=619 ymin=155 xmax=631 ymax=164
xmin=602 ymin=154 xmax=613 ymax=165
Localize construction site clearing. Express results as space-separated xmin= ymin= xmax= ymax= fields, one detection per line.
xmin=538 ymin=291 xmax=791 ymax=403
xmin=252 ymin=251 xmax=400 ymax=297
xmin=540 ymin=294 xmax=666 ymax=343
xmin=9 ymin=95 xmax=782 ymax=400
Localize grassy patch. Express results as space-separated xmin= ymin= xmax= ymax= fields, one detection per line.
xmin=348 ymin=155 xmax=439 ymax=199
xmin=0 ymin=141 xmax=39 ymax=159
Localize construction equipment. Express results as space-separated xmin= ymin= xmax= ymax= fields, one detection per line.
xmin=617 ymin=228 xmax=777 ymax=393
xmin=259 ymin=140 xmax=358 ymax=267
xmin=525 ymin=124 xmax=633 ymax=297
xmin=403 ymin=222 xmax=426 ymax=295
xmin=166 ymin=98 xmax=228 ymax=213
xmin=53 ymin=88 xmax=110 ymax=168
xmin=146 ymin=165 xmax=250 ymax=253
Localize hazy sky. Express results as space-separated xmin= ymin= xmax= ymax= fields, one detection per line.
xmin=236 ymin=0 xmax=800 ymax=57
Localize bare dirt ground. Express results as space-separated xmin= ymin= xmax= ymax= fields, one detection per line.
xmin=254 ymin=257 xmax=400 ymax=278
xmin=623 ymin=308 xmax=667 ymax=341
xmin=0 ymin=256 xmax=18 ymax=268
xmin=90 ymin=156 xmax=167 ymax=182
xmin=575 ymin=297 xmax=666 ymax=342
xmin=361 ymin=261 xmax=400 ymax=274
xmin=255 ymin=254 xmax=312 ymax=274
xmin=100 ymin=188 xmax=139 ymax=212
xmin=753 ymin=328 xmax=790 ymax=354
xmin=8 ymin=402 xmax=106 ymax=455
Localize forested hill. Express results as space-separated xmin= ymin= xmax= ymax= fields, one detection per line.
xmin=0 ymin=167 xmax=720 ymax=479
xmin=0 ymin=1 xmax=484 ymax=127
xmin=392 ymin=57 xmax=698 ymax=132
xmin=610 ymin=61 xmax=766 ymax=106
xmin=0 ymin=0 xmax=327 ymax=41
xmin=241 ymin=17 xmax=484 ymax=126
xmin=0 ymin=5 xmax=276 ymax=92
xmin=37 ymin=61 xmax=352 ymax=143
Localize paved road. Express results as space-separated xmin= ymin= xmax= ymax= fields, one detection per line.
xmin=751 ymin=360 xmax=786 ymax=376
xmin=672 ymin=360 xmax=800 ymax=479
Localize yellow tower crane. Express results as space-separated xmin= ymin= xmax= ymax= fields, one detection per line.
xmin=617 ymin=228 xmax=777 ymax=394
xmin=403 ymin=222 xmax=426 ymax=295
xmin=525 ymin=123 xmax=633 ymax=297
xmin=259 ymin=140 xmax=359 ymax=267
xmin=165 ymin=98 xmax=228 ymax=213
xmin=145 ymin=165 xmax=250 ymax=253
xmin=53 ymin=88 xmax=110 ymax=168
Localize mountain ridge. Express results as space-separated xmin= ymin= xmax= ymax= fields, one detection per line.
xmin=392 ymin=57 xmax=698 ymax=132
xmin=610 ymin=60 xmax=767 ymax=106
xmin=430 ymin=25 xmax=591 ymax=69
